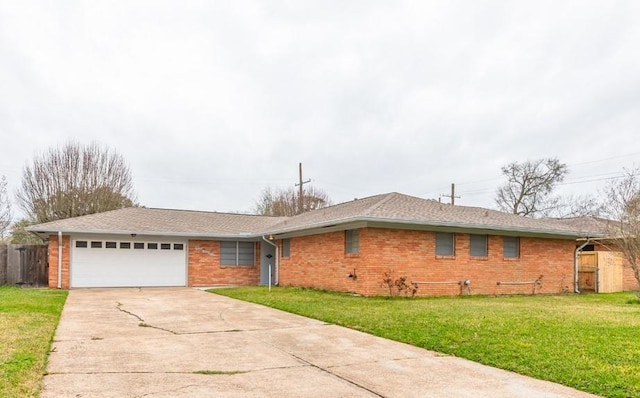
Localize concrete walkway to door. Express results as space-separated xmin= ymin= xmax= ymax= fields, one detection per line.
xmin=42 ymin=288 xmax=599 ymax=397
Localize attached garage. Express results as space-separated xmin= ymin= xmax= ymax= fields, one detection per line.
xmin=70 ymin=235 xmax=187 ymax=288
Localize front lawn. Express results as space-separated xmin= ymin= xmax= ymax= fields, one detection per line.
xmin=0 ymin=286 xmax=67 ymax=398
xmin=211 ymin=287 xmax=640 ymax=398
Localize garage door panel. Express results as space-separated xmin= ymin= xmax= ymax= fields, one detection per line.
xmin=71 ymin=236 xmax=187 ymax=288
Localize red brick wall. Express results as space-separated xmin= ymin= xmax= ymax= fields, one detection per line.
xmin=279 ymin=228 xmax=576 ymax=296
xmin=48 ymin=235 xmax=70 ymax=289
xmin=188 ymin=240 xmax=260 ymax=287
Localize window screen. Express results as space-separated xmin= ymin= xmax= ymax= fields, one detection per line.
xmin=503 ymin=236 xmax=520 ymax=258
xmin=282 ymin=239 xmax=291 ymax=258
xmin=220 ymin=241 xmax=255 ymax=266
xmin=345 ymin=230 xmax=359 ymax=254
xmin=470 ymin=234 xmax=488 ymax=257
xmin=435 ymin=232 xmax=455 ymax=256
xmin=237 ymin=242 xmax=254 ymax=265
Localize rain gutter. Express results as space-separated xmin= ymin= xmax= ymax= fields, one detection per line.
xmin=574 ymin=238 xmax=591 ymax=293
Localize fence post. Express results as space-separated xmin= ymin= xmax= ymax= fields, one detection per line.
xmin=0 ymin=244 xmax=7 ymax=285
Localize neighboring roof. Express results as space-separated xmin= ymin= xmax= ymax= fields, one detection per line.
xmin=551 ymin=216 xmax=610 ymax=238
xmin=28 ymin=192 xmax=595 ymax=239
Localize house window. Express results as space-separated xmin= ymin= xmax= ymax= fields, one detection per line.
xmin=173 ymin=243 xmax=184 ymax=251
xmin=91 ymin=241 xmax=102 ymax=249
xmin=75 ymin=241 xmax=88 ymax=248
xmin=134 ymin=242 xmax=144 ymax=249
xmin=220 ymin=241 xmax=255 ymax=266
xmin=160 ymin=243 xmax=171 ymax=250
xmin=503 ymin=236 xmax=520 ymax=258
xmin=435 ymin=232 xmax=455 ymax=256
xmin=345 ymin=229 xmax=359 ymax=254
xmin=120 ymin=242 xmax=131 ymax=249
xmin=105 ymin=241 xmax=117 ymax=249
xmin=282 ymin=239 xmax=291 ymax=258
xmin=147 ymin=243 xmax=158 ymax=250
xmin=470 ymin=234 xmax=488 ymax=257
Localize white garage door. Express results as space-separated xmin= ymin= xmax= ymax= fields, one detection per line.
xmin=71 ymin=236 xmax=187 ymax=288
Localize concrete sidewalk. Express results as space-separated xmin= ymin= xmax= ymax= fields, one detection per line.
xmin=42 ymin=288 xmax=599 ymax=397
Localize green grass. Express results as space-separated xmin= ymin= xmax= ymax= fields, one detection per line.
xmin=0 ymin=286 xmax=68 ymax=398
xmin=211 ymin=287 xmax=640 ymax=398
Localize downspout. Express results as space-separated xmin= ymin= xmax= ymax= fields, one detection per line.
xmin=574 ymin=238 xmax=591 ymax=294
xmin=57 ymin=231 xmax=63 ymax=289
xmin=262 ymin=235 xmax=279 ymax=285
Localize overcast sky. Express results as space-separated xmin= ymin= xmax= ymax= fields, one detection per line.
xmin=1 ymin=1 xmax=639 ymax=218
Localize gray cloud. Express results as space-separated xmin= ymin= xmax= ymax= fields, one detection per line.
xmin=1 ymin=1 xmax=638 ymax=218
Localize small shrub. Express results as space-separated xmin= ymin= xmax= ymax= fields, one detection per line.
xmin=382 ymin=270 xmax=418 ymax=297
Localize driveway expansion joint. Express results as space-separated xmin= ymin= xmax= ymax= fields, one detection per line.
xmin=286 ymin=351 xmax=385 ymax=398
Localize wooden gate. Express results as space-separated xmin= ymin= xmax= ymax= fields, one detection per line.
xmin=0 ymin=244 xmax=49 ymax=287
xmin=578 ymin=252 xmax=598 ymax=293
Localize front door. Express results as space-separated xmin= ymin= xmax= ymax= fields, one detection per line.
xmin=260 ymin=241 xmax=276 ymax=285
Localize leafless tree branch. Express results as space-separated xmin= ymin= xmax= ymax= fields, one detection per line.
xmin=602 ymin=167 xmax=640 ymax=290
xmin=16 ymin=142 xmax=137 ymax=223
xmin=495 ymin=158 xmax=568 ymax=217
xmin=253 ymin=185 xmax=332 ymax=216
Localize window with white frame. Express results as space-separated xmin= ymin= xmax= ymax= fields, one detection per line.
xmin=220 ymin=241 xmax=255 ymax=266
xmin=345 ymin=229 xmax=359 ymax=254
xmin=435 ymin=232 xmax=455 ymax=256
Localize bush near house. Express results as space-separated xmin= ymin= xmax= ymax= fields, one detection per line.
xmin=0 ymin=287 xmax=67 ymax=398
xmin=212 ymin=287 xmax=640 ymax=398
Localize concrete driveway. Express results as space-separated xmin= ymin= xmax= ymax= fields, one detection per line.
xmin=43 ymin=288 xmax=598 ymax=398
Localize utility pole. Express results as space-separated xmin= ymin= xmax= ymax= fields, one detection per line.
xmin=295 ymin=162 xmax=311 ymax=214
xmin=441 ymin=183 xmax=461 ymax=205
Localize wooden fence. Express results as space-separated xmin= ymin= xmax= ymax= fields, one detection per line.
xmin=0 ymin=244 xmax=49 ymax=287
xmin=578 ymin=251 xmax=625 ymax=293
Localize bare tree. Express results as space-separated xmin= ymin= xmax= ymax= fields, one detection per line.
xmin=602 ymin=167 xmax=640 ymax=290
xmin=16 ymin=142 xmax=137 ymax=223
xmin=548 ymin=194 xmax=602 ymax=219
xmin=0 ymin=175 xmax=12 ymax=240
xmin=9 ymin=218 xmax=43 ymax=244
xmin=495 ymin=158 xmax=568 ymax=217
xmin=254 ymin=185 xmax=332 ymax=216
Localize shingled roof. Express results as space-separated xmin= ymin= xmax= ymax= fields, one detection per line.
xmin=28 ymin=207 xmax=281 ymax=238
xmin=28 ymin=192 xmax=596 ymax=239
xmin=267 ymin=192 xmax=594 ymax=238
